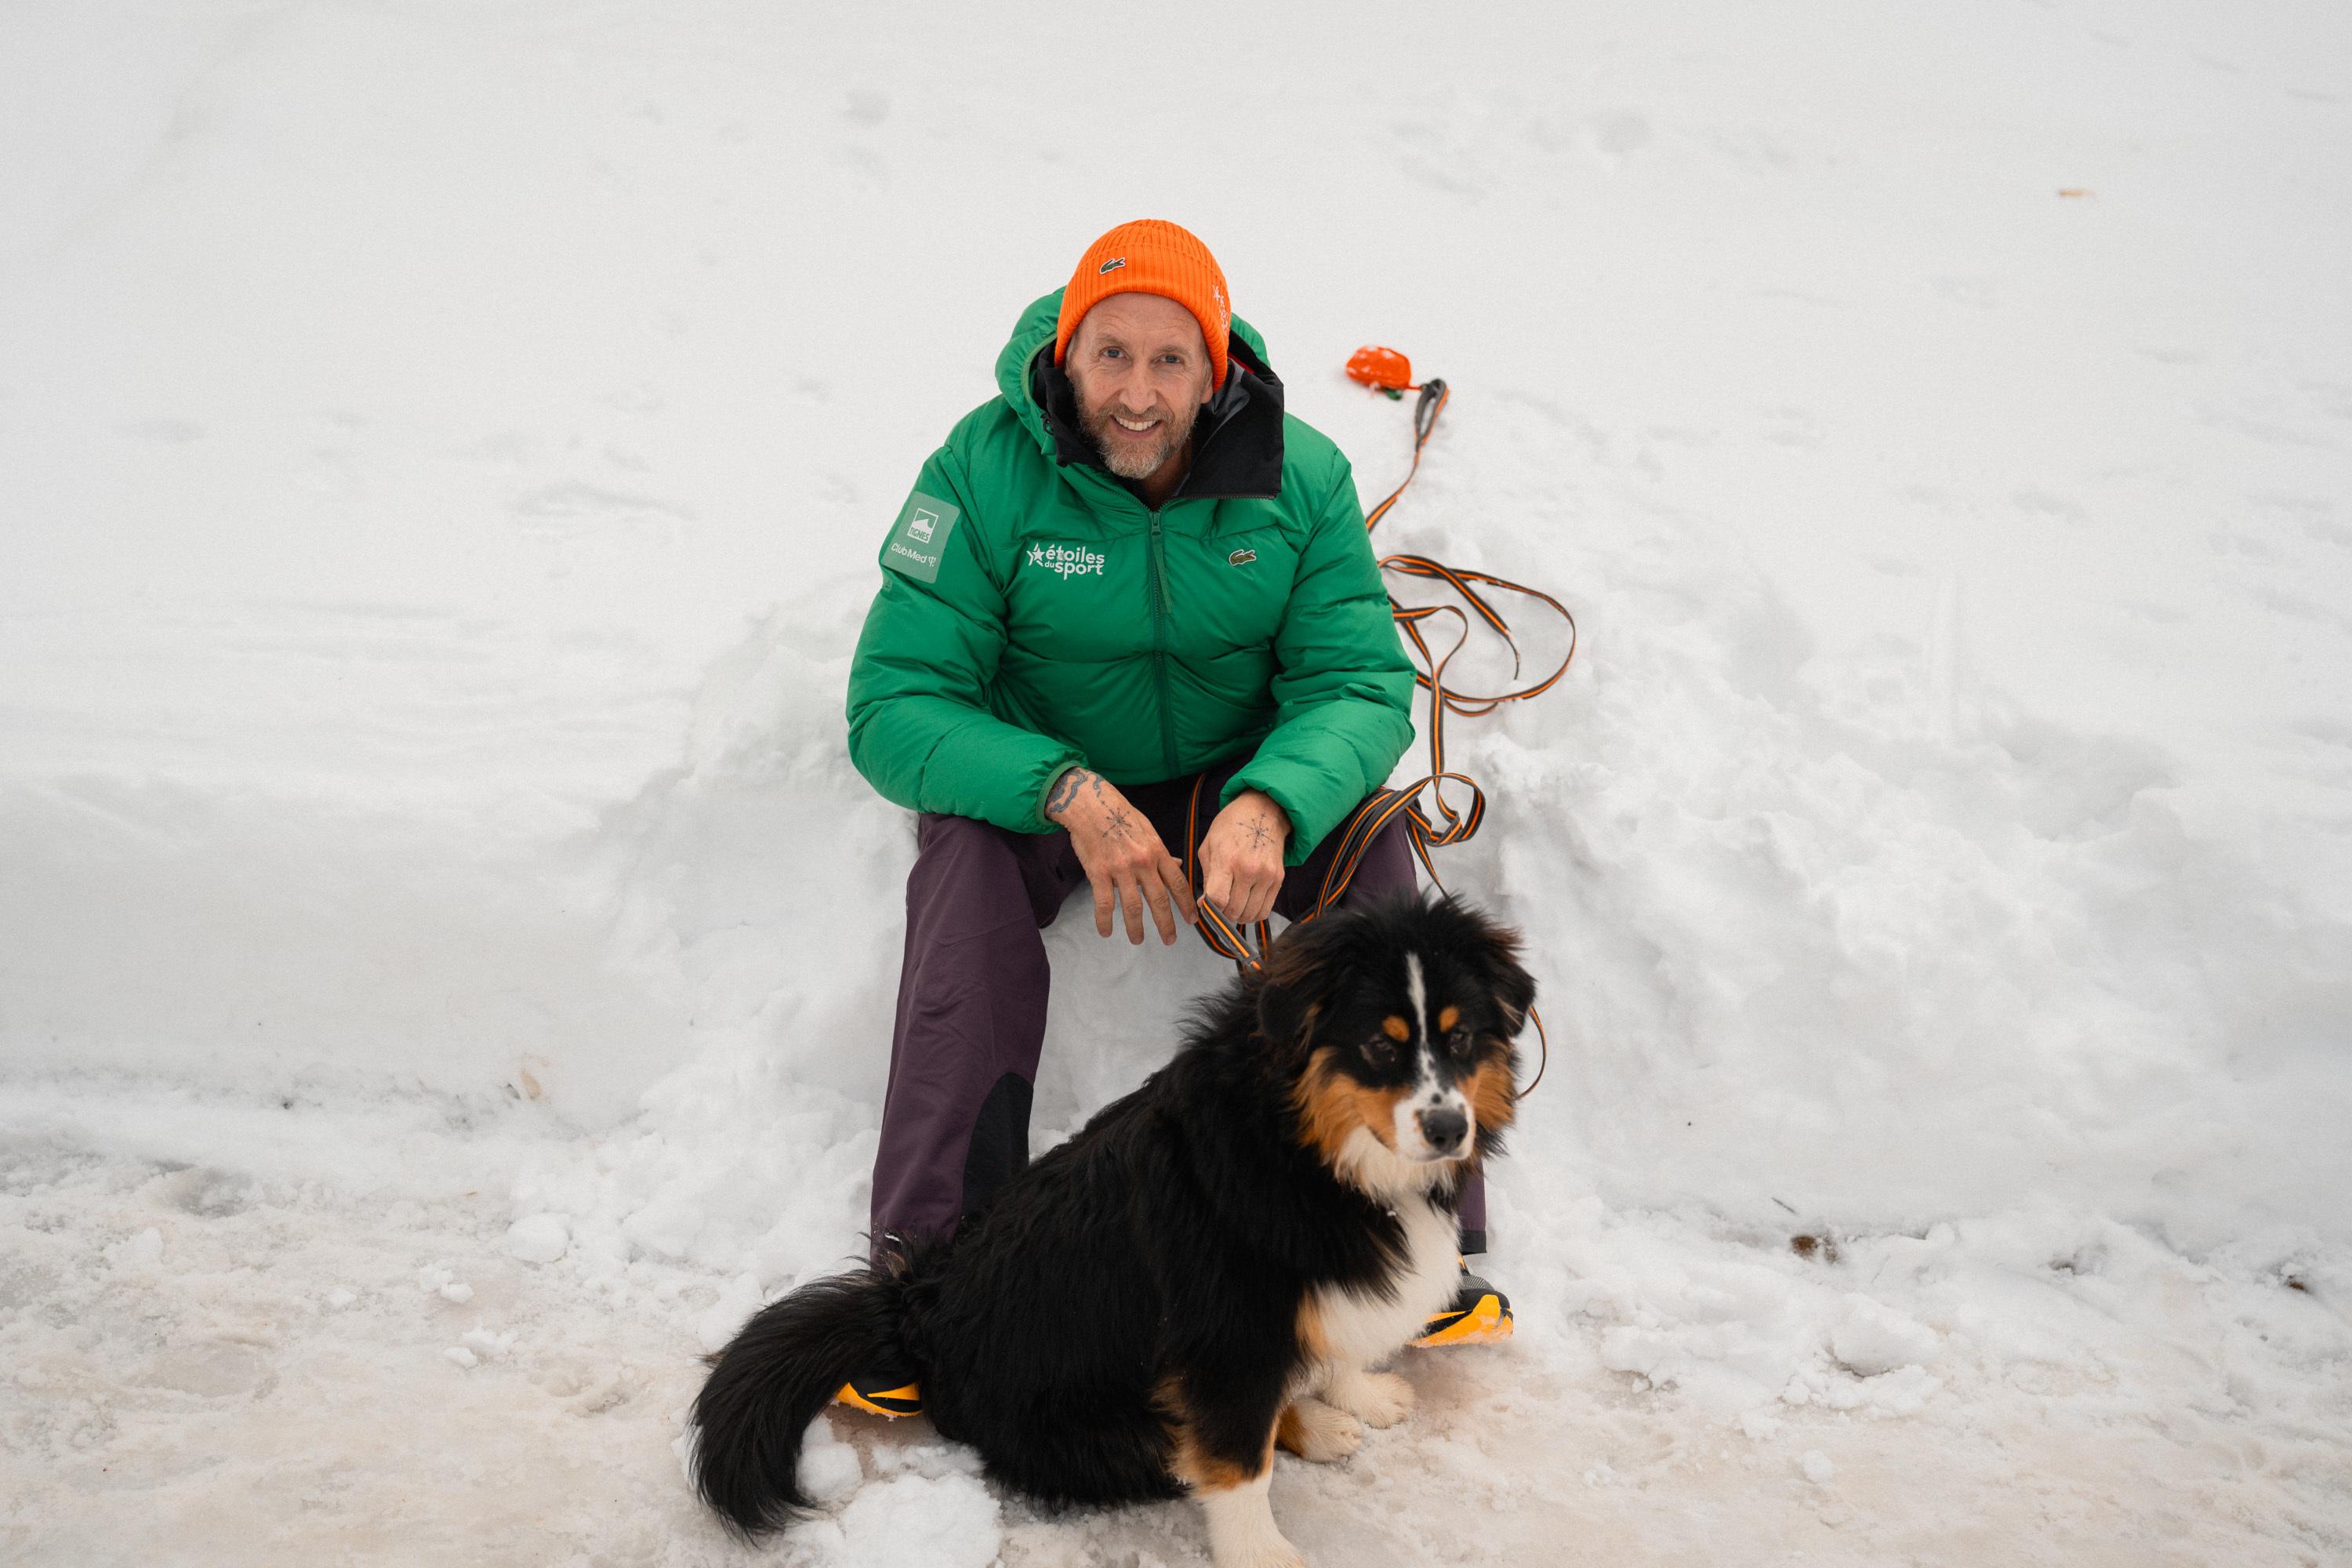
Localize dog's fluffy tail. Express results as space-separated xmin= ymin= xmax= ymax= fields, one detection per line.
xmin=688 ymin=1258 xmax=921 ymax=1536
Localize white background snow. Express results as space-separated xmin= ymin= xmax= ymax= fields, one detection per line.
xmin=5 ymin=2 xmax=2350 ymax=1563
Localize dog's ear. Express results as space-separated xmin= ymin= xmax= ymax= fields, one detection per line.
xmin=1449 ymin=898 xmax=1537 ymax=1033
xmin=1258 ymin=919 xmax=1344 ymax=1050
xmin=1486 ymin=936 xmax=1537 ymax=1035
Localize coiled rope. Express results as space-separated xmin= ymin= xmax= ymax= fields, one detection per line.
xmin=1181 ymin=347 xmax=1577 ymax=1095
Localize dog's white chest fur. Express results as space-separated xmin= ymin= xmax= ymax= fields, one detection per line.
xmin=1306 ymin=1185 xmax=1461 ymax=1370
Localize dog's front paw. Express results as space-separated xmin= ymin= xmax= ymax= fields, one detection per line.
xmin=1229 ymin=1539 xmax=1307 ymax=1568
xmin=1326 ymin=1368 xmax=1414 ymax=1428
xmin=1201 ymin=1487 xmax=1308 ymax=1568
xmin=1277 ymin=1396 xmax=1362 ymax=1463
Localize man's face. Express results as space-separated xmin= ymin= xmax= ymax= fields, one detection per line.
xmin=1064 ymin=293 xmax=1215 ymax=485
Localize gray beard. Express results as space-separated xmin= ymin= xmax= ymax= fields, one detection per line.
xmin=1079 ymin=397 xmax=1200 ymax=481
xmin=1102 ymin=431 xmax=1178 ymax=481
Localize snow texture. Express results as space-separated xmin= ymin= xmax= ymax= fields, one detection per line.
xmin=5 ymin=2 xmax=2350 ymax=1565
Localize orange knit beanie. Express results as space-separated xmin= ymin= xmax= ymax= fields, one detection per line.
xmin=1053 ymin=220 xmax=1232 ymax=390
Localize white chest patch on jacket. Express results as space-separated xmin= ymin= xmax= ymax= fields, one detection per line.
xmin=1308 ymin=1192 xmax=1460 ymax=1370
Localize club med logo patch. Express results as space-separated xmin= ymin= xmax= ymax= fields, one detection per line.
xmin=882 ymin=492 xmax=960 ymax=584
xmin=1228 ymin=547 xmax=1258 ymax=567
xmin=1026 ymin=542 xmax=1107 ymax=579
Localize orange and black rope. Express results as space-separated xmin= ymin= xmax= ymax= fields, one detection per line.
xmin=1182 ymin=361 xmax=1570 ymax=1096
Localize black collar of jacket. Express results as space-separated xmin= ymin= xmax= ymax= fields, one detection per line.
xmin=1029 ymin=334 xmax=1286 ymax=503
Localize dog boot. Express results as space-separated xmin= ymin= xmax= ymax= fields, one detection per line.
xmin=835 ymin=1370 xmax=924 ymax=1418
xmin=1413 ymin=1267 xmax=1513 ymax=1347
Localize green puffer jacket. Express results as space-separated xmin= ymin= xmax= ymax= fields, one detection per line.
xmin=844 ymin=289 xmax=1415 ymax=866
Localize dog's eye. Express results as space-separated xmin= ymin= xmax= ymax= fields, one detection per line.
xmin=1447 ymin=1026 xmax=1476 ymax=1059
xmin=1362 ymin=1036 xmax=1399 ymax=1069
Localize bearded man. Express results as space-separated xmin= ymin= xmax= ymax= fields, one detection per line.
xmin=840 ymin=221 xmax=1507 ymax=1413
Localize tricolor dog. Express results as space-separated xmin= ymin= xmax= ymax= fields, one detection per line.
xmin=690 ymin=893 xmax=1534 ymax=1567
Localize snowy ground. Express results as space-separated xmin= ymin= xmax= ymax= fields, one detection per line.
xmin=5 ymin=2 xmax=2351 ymax=1563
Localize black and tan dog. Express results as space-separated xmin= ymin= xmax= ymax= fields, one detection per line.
xmin=690 ymin=892 xmax=1534 ymax=1568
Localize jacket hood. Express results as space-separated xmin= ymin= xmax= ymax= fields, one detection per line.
xmin=994 ymin=289 xmax=1284 ymax=503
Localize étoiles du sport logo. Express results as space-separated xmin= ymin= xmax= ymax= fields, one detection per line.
xmin=1025 ymin=542 xmax=1107 ymax=579
xmin=1025 ymin=545 xmax=1105 ymax=583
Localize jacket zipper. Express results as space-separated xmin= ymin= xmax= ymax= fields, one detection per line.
xmin=1145 ymin=511 xmax=1178 ymax=779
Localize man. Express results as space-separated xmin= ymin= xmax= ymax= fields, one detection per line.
xmin=841 ymin=221 xmax=1506 ymax=1412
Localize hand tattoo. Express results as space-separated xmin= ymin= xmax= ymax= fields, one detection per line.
xmin=1046 ymin=768 xmax=1095 ymax=820
xmin=1243 ymin=818 xmax=1275 ymax=851
xmin=1102 ymin=805 xmax=1134 ymax=840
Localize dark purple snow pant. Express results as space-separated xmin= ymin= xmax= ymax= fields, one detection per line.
xmin=869 ymin=758 xmax=1490 ymax=1259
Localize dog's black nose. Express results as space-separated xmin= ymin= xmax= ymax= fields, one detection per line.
xmin=1420 ymin=1106 xmax=1468 ymax=1153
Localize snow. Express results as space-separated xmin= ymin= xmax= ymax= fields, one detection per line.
xmin=5 ymin=2 xmax=2350 ymax=1565
xmin=506 ymin=1212 xmax=572 ymax=1265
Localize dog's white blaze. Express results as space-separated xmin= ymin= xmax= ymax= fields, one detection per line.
xmin=1404 ymin=951 xmax=1430 ymax=1045
xmin=1305 ymin=1192 xmax=1461 ymax=1374
xmin=1198 ymin=1464 xmax=1301 ymax=1568
xmin=1392 ymin=951 xmax=1475 ymax=1160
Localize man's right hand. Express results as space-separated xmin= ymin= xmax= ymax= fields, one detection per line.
xmin=1045 ymin=768 xmax=1199 ymax=946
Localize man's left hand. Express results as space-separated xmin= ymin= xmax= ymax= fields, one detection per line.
xmin=1197 ymin=789 xmax=1290 ymax=928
